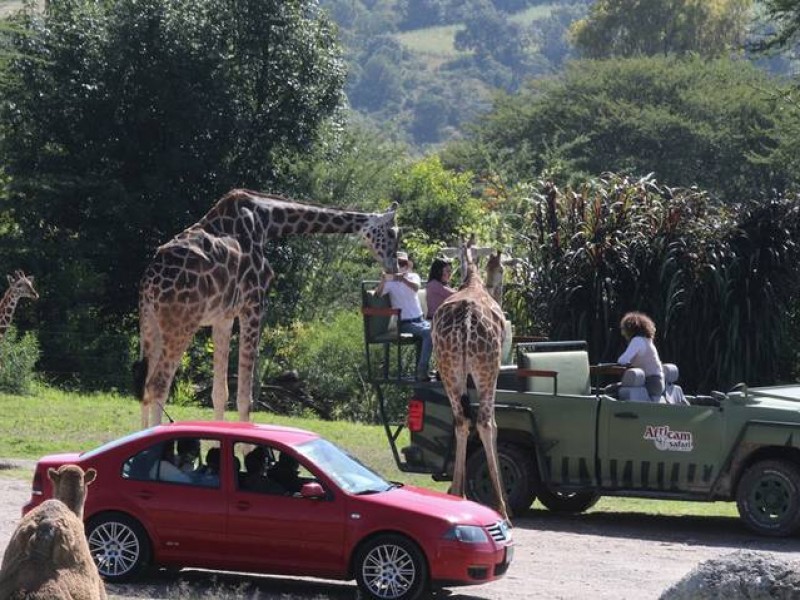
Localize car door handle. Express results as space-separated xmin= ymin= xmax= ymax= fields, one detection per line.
xmin=236 ymin=501 xmax=251 ymax=511
xmin=614 ymin=412 xmax=639 ymax=419
xmin=135 ymin=490 xmax=154 ymax=500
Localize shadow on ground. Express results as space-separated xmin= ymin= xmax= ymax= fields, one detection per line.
xmin=108 ymin=569 xmax=490 ymax=600
xmin=512 ymin=508 xmax=798 ymax=553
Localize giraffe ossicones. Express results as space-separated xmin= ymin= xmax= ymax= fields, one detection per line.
xmin=134 ymin=189 xmax=400 ymax=429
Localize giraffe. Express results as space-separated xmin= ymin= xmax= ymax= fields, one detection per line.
xmin=134 ymin=189 xmax=399 ymax=429
xmin=0 ymin=270 xmax=39 ymax=341
xmin=432 ymin=237 xmax=510 ymax=522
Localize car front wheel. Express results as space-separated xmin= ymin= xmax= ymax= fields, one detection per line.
xmin=354 ymin=534 xmax=428 ymax=600
xmin=736 ymin=459 xmax=800 ymax=537
xmin=86 ymin=512 xmax=151 ymax=582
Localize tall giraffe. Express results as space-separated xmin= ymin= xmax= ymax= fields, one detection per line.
xmin=134 ymin=189 xmax=399 ymax=429
xmin=432 ymin=238 xmax=510 ymax=522
xmin=0 ymin=271 xmax=39 ymax=340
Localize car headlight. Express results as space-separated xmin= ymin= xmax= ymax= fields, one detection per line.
xmin=442 ymin=525 xmax=489 ymax=543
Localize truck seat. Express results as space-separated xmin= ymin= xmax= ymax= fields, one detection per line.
xmin=618 ymin=368 xmax=651 ymax=402
xmin=662 ymin=363 xmax=689 ymax=405
xmin=520 ymin=350 xmax=590 ymax=396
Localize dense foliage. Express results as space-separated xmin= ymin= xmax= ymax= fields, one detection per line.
xmin=571 ymin=0 xmax=753 ymax=58
xmin=509 ymin=175 xmax=800 ymax=392
xmin=0 ymin=0 xmax=348 ymax=383
xmin=445 ymin=56 xmax=800 ymax=203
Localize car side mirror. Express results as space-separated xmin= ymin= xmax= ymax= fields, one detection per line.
xmin=300 ymin=482 xmax=325 ymax=499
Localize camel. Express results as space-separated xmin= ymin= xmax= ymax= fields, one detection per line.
xmin=0 ymin=465 xmax=106 ymax=600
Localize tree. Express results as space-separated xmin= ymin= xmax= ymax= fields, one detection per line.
xmin=571 ymin=0 xmax=754 ymax=58
xmin=446 ymin=56 xmax=800 ymax=203
xmin=0 ymin=0 xmax=346 ymax=385
xmin=755 ymin=0 xmax=800 ymax=52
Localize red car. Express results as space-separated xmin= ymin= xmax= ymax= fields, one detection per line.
xmin=23 ymin=421 xmax=513 ymax=600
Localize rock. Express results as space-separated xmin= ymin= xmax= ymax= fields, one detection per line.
xmin=660 ymin=550 xmax=800 ymax=600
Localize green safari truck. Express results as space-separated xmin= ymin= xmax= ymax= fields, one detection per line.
xmin=375 ymin=340 xmax=800 ymax=537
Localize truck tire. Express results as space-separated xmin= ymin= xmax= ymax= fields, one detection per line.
xmin=535 ymin=487 xmax=600 ymax=514
xmin=465 ymin=443 xmax=537 ymax=514
xmin=736 ymin=459 xmax=800 ymax=537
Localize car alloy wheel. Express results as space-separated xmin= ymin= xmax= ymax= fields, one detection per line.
xmin=355 ymin=534 xmax=428 ymax=600
xmin=86 ymin=513 xmax=151 ymax=581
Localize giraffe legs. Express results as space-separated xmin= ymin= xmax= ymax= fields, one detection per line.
xmin=212 ymin=320 xmax=234 ymax=421
xmin=476 ymin=413 xmax=511 ymax=523
xmin=440 ymin=368 xmax=469 ymax=498
xmin=235 ymin=307 xmax=262 ymax=422
xmin=142 ymin=343 xmax=188 ymax=428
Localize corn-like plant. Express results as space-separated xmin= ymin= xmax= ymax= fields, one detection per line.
xmin=510 ymin=174 xmax=800 ymax=392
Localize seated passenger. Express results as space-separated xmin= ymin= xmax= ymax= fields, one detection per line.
xmin=194 ymin=447 xmax=220 ymax=485
xmin=374 ymin=251 xmax=433 ymax=381
xmin=242 ymin=447 xmax=284 ymax=494
xmin=618 ymin=311 xmax=664 ymax=402
xmin=175 ymin=438 xmax=200 ymax=473
xmin=153 ymin=442 xmax=191 ymax=483
xmin=425 ymin=257 xmax=456 ymax=320
xmin=268 ymin=452 xmax=302 ymax=495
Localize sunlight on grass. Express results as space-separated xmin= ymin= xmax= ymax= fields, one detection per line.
xmin=0 ymin=383 xmax=742 ymax=519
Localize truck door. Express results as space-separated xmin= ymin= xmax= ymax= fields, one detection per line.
xmin=597 ymin=399 xmax=725 ymax=494
xmin=530 ymin=395 xmax=599 ymax=487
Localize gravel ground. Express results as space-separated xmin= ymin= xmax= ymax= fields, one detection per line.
xmin=2 ymin=463 xmax=800 ymax=599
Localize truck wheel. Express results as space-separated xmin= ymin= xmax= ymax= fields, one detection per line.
xmin=535 ymin=488 xmax=600 ymax=513
xmin=465 ymin=443 xmax=537 ymax=514
xmin=736 ymin=459 xmax=800 ymax=537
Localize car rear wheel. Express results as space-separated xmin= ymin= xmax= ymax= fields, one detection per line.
xmin=354 ymin=534 xmax=429 ymax=600
xmin=736 ymin=459 xmax=800 ymax=537
xmin=465 ymin=443 xmax=537 ymax=514
xmin=86 ymin=512 xmax=151 ymax=582
xmin=535 ymin=487 xmax=600 ymax=513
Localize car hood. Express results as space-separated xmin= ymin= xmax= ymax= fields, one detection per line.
xmin=353 ymin=484 xmax=503 ymax=526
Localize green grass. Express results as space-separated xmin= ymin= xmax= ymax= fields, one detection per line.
xmin=394 ymin=3 xmax=557 ymax=60
xmin=0 ymin=382 xmax=739 ymax=518
xmin=0 ymin=0 xmax=23 ymax=17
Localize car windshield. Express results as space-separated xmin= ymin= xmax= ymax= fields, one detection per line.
xmin=295 ymin=438 xmax=393 ymax=494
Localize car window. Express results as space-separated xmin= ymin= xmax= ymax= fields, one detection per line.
xmin=122 ymin=437 xmax=221 ymax=488
xmin=234 ymin=441 xmax=316 ymax=496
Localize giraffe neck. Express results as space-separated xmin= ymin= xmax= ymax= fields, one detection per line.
xmin=200 ymin=190 xmax=372 ymax=242
xmin=0 ymin=288 xmax=21 ymax=338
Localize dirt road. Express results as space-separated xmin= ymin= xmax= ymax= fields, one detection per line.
xmin=3 ymin=475 xmax=799 ymax=599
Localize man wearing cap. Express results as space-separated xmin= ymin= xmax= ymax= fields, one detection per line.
xmin=375 ymin=251 xmax=432 ymax=381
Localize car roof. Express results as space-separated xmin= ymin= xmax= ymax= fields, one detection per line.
xmin=151 ymin=420 xmax=321 ymax=446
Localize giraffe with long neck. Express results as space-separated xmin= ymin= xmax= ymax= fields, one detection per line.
xmin=432 ymin=237 xmax=510 ymax=522
xmin=134 ymin=189 xmax=399 ymax=429
xmin=0 ymin=271 xmax=38 ymax=340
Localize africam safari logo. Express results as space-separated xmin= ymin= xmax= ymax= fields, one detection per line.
xmin=643 ymin=425 xmax=694 ymax=452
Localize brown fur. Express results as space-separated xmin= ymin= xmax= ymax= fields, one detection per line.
xmin=0 ymin=465 xmax=106 ymax=600
xmin=432 ymin=237 xmax=510 ymax=523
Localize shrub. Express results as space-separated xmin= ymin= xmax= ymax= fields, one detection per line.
xmin=0 ymin=327 xmax=40 ymax=394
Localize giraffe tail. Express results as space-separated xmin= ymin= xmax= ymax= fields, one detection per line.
xmin=132 ymin=358 xmax=148 ymax=401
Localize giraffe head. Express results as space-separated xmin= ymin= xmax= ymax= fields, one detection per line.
xmin=361 ymin=202 xmax=400 ymax=273
xmin=7 ymin=270 xmax=38 ymax=300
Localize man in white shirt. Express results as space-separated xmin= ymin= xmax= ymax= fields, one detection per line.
xmin=375 ymin=252 xmax=432 ymax=381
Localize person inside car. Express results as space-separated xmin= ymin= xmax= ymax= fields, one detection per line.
xmin=268 ymin=452 xmax=302 ymax=495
